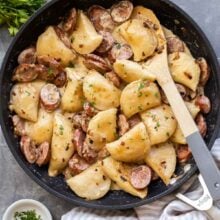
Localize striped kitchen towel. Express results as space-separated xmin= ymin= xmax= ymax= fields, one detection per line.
xmin=62 ymin=139 xmax=220 ymax=220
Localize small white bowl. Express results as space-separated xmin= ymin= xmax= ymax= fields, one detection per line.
xmin=3 ymin=199 xmax=52 ymax=220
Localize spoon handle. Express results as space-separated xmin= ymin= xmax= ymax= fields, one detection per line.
xmin=162 ymin=79 xmax=220 ymax=200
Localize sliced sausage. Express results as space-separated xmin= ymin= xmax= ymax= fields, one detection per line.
xmin=83 ymin=54 xmax=111 ymax=73
xmin=72 ymin=112 xmax=91 ymax=132
xmin=68 ymin=154 xmax=89 ymax=174
xmin=17 ymin=47 xmax=37 ymax=64
xmin=36 ymin=142 xmax=51 ymax=166
xmin=195 ymin=95 xmax=211 ymax=114
xmin=130 ymin=165 xmax=152 ymax=189
xmin=128 ymin=114 xmax=141 ymax=128
xmin=110 ymin=1 xmax=133 ymax=23
xmin=53 ymin=71 xmax=67 ymax=88
xmin=176 ymin=145 xmax=192 ymax=163
xmin=82 ymin=141 xmax=98 ymax=163
xmin=37 ymin=55 xmax=62 ymax=81
xmin=40 ymin=84 xmax=61 ymax=112
xmin=176 ymin=83 xmax=187 ymax=99
xmin=54 ymin=26 xmax=71 ymax=48
xmin=97 ymin=146 xmax=110 ymax=160
xmin=83 ymin=101 xmax=99 ymax=116
xmin=118 ymin=114 xmax=129 ymax=136
xmin=12 ymin=63 xmax=45 ymax=82
xmin=12 ymin=115 xmax=26 ymax=136
xmin=167 ymin=37 xmax=184 ymax=54
xmin=20 ymin=136 xmax=38 ymax=164
xmin=108 ymin=43 xmax=133 ymax=63
xmin=63 ymin=8 xmax=77 ymax=34
xmin=73 ymin=129 xmax=86 ymax=157
xmin=196 ymin=57 xmax=210 ymax=86
xmin=196 ymin=113 xmax=207 ymax=137
xmin=88 ymin=5 xmax=115 ymax=32
xmin=105 ymin=71 xmax=121 ymax=87
xmin=96 ymin=31 xmax=115 ymax=53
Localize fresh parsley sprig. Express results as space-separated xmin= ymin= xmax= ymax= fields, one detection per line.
xmin=0 ymin=0 xmax=45 ymax=36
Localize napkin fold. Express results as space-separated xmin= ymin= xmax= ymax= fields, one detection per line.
xmin=62 ymin=139 xmax=220 ymax=220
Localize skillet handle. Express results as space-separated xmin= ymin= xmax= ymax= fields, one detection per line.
xmin=162 ymin=81 xmax=220 ymax=201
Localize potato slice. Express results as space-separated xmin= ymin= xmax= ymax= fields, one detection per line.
xmin=67 ymin=162 xmax=111 ymax=200
xmin=61 ymin=69 xmax=84 ymax=112
xmin=9 ymin=81 xmax=45 ymax=122
xmin=102 ymin=157 xmax=147 ymax=198
xmin=25 ymin=108 xmax=54 ymax=145
xmin=168 ymin=52 xmax=200 ymax=91
xmin=113 ymin=59 xmax=156 ymax=83
xmin=171 ymin=101 xmax=200 ymax=144
xmin=119 ymin=19 xmax=157 ymax=61
xmin=86 ymin=108 xmax=117 ymax=151
xmin=48 ymin=113 xmax=74 ymax=177
xmin=120 ymin=80 xmax=161 ymax=118
xmin=71 ymin=11 xmax=103 ymax=54
xmin=83 ymin=71 xmax=121 ymax=110
xmin=140 ymin=104 xmax=177 ymax=145
xmin=145 ymin=142 xmax=176 ymax=185
xmin=106 ymin=123 xmax=150 ymax=162
xmin=36 ymin=26 xmax=75 ymax=66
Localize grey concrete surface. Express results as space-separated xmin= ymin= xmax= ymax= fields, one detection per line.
xmin=0 ymin=0 xmax=220 ymax=219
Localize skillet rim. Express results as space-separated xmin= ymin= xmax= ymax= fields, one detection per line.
xmin=0 ymin=0 xmax=220 ymax=209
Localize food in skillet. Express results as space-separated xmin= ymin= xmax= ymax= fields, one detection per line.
xmin=9 ymin=1 xmax=211 ymax=200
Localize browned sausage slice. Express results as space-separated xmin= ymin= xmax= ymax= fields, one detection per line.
xmin=96 ymin=31 xmax=115 ymax=53
xmin=130 ymin=165 xmax=152 ymax=189
xmin=195 ymin=95 xmax=211 ymax=114
xmin=105 ymin=71 xmax=121 ymax=88
xmin=36 ymin=142 xmax=51 ymax=166
xmin=110 ymin=1 xmax=133 ymax=23
xmin=37 ymin=55 xmax=63 ymax=81
xmin=196 ymin=113 xmax=207 ymax=137
xmin=40 ymin=84 xmax=61 ymax=112
xmin=73 ymin=129 xmax=86 ymax=157
xmin=68 ymin=154 xmax=89 ymax=175
xmin=12 ymin=115 xmax=26 ymax=136
xmin=82 ymin=142 xmax=98 ymax=163
xmin=176 ymin=83 xmax=187 ymax=99
xmin=88 ymin=5 xmax=115 ymax=32
xmin=20 ymin=136 xmax=38 ymax=164
xmin=83 ymin=101 xmax=99 ymax=116
xmin=176 ymin=145 xmax=192 ymax=163
xmin=108 ymin=43 xmax=133 ymax=63
xmin=54 ymin=26 xmax=72 ymax=48
xmin=63 ymin=8 xmax=77 ymax=34
xmin=167 ymin=37 xmax=184 ymax=54
xmin=53 ymin=71 xmax=67 ymax=88
xmin=18 ymin=47 xmax=37 ymax=64
xmin=13 ymin=63 xmax=45 ymax=82
xmin=196 ymin=57 xmax=210 ymax=86
xmin=83 ymin=54 xmax=111 ymax=73
xmin=128 ymin=114 xmax=141 ymax=128
xmin=72 ymin=112 xmax=91 ymax=132
xmin=118 ymin=114 xmax=129 ymax=136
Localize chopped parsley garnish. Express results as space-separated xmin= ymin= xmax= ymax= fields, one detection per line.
xmin=115 ymin=43 xmax=121 ymax=49
xmin=47 ymin=67 xmax=53 ymax=76
xmin=59 ymin=125 xmax=64 ymax=135
xmin=14 ymin=209 xmax=42 ymax=220
xmin=138 ymin=81 xmax=145 ymax=91
xmin=25 ymin=90 xmax=31 ymax=96
xmin=154 ymin=92 xmax=159 ymax=98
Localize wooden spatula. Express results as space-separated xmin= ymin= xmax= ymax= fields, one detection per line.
xmin=141 ymin=8 xmax=220 ymax=201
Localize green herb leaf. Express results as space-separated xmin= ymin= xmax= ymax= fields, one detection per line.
xmin=0 ymin=0 xmax=46 ymax=36
xmin=14 ymin=209 xmax=42 ymax=220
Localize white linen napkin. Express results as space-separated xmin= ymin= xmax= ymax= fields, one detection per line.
xmin=62 ymin=139 xmax=220 ymax=220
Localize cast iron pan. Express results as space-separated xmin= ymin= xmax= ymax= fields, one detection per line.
xmin=1 ymin=0 xmax=220 ymax=209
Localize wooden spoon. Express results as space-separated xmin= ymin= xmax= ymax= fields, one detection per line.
xmin=135 ymin=8 xmax=220 ymax=200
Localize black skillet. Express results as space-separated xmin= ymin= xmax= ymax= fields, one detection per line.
xmin=0 ymin=0 xmax=220 ymax=209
